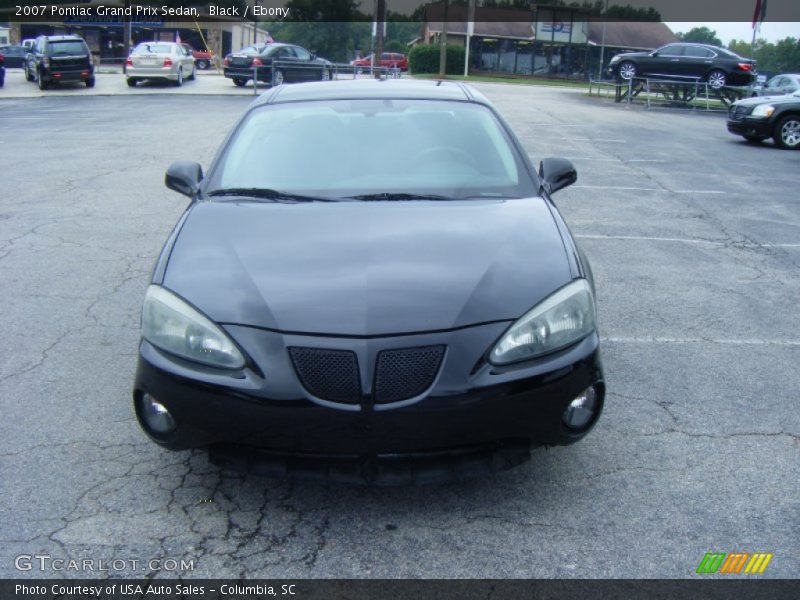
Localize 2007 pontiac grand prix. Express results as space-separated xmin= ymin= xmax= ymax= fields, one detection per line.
xmin=133 ymin=79 xmax=605 ymax=484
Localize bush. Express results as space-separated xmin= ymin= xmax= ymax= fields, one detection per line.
xmin=408 ymin=44 xmax=466 ymax=75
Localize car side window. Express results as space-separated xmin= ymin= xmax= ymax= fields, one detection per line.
xmin=659 ymin=44 xmax=685 ymax=57
xmin=294 ymin=46 xmax=310 ymax=60
xmin=684 ymin=47 xmax=714 ymax=58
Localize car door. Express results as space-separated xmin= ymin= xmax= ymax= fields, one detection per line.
xmin=291 ymin=45 xmax=317 ymax=81
xmin=682 ymin=45 xmax=716 ymax=80
xmin=28 ymin=38 xmax=44 ymax=76
xmin=180 ymin=44 xmax=193 ymax=73
xmin=653 ymin=44 xmax=687 ymax=78
xmin=269 ymin=46 xmax=297 ymax=81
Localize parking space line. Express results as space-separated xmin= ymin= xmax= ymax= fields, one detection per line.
xmin=603 ymin=336 xmax=800 ymax=347
xmin=575 ymin=234 xmax=800 ymax=249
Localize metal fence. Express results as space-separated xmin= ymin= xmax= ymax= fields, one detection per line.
xmin=589 ymin=76 xmax=749 ymax=111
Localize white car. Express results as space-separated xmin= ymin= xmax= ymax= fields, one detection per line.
xmin=126 ymin=41 xmax=195 ymax=87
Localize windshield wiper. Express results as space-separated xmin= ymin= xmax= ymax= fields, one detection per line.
xmin=207 ymin=188 xmax=338 ymax=203
xmin=345 ymin=192 xmax=453 ymax=201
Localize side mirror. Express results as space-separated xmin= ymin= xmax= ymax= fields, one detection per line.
xmin=539 ymin=158 xmax=577 ymax=194
xmin=310 ymin=52 xmax=317 ymax=61
xmin=165 ymin=161 xmax=203 ymax=197
xmin=650 ymin=50 xmax=659 ymax=57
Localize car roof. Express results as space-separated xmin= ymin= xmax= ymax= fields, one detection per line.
xmin=257 ymin=79 xmax=491 ymax=106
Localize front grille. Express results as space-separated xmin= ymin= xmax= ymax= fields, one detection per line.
xmin=289 ymin=348 xmax=361 ymax=404
xmin=374 ymin=345 xmax=445 ymax=404
xmin=729 ymin=105 xmax=749 ymax=121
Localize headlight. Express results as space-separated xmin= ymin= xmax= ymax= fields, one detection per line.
xmin=751 ymin=104 xmax=775 ymax=118
xmin=141 ymin=285 xmax=245 ymax=369
xmin=489 ymin=279 xmax=596 ymax=365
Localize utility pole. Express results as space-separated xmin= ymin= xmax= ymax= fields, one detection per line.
xmin=122 ymin=0 xmax=131 ymax=73
xmin=438 ymin=0 xmax=449 ymax=78
xmin=375 ymin=0 xmax=385 ymax=78
xmin=598 ymin=0 xmax=609 ymax=79
xmin=464 ymin=0 xmax=475 ymax=77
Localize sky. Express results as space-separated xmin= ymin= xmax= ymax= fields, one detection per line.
xmin=663 ymin=22 xmax=798 ymax=44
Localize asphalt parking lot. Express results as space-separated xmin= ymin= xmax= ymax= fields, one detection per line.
xmin=0 ymin=80 xmax=798 ymax=579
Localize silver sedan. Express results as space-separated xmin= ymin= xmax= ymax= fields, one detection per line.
xmin=126 ymin=42 xmax=195 ymax=87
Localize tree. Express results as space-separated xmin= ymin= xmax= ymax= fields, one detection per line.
xmin=676 ymin=27 xmax=722 ymax=47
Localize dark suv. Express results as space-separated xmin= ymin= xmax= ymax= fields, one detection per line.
xmin=608 ymin=43 xmax=756 ymax=89
xmin=25 ymin=35 xmax=95 ymax=89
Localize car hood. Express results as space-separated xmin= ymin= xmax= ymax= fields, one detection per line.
xmin=162 ymin=198 xmax=573 ymax=336
xmin=735 ymin=93 xmax=800 ymax=108
xmin=610 ymin=51 xmax=649 ymax=61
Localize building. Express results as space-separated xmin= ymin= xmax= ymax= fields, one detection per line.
xmin=421 ymin=3 xmax=677 ymax=79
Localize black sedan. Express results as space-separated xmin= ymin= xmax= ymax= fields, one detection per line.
xmin=727 ymin=90 xmax=800 ymax=149
xmin=223 ymin=42 xmax=331 ymax=87
xmin=0 ymin=45 xmax=28 ymax=68
xmin=133 ymin=79 xmax=604 ymax=483
xmin=609 ymin=42 xmax=756 ymax=89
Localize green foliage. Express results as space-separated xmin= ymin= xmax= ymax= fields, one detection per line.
xmin=408 ymin=44 xmax=466 ymax=75
xmin=728 ymin=37 xmax=800 ymax=73
xmin=676 ymin=27 xmax=723 ymax=47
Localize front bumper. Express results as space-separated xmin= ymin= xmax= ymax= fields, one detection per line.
xmin=133 ymin=323 xmax=604 ymax=466
xmin=727 ymin=117 xmax=772 ymax=138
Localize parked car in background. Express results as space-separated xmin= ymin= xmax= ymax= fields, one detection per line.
xmin=753 ymin=73 xmax=800 ymax=97
xmin=0 ymin=52 xmax=5 ymax=87
xmin=180 ymin=42 xmax=214 ymax=70
xmin=351 ymin=52 xmax=408 ymax=71
xmin=727 ymin=89 xmax=800 ymax=149
xmin=609 ymin=42 xmax=756 ymax=89
xmin=21 ymin=38 xmax=36 ymax=51
xmin=0 ymin=45 xmax=28 ymax=68
xmin=126 ymin=41 xmax=195 ymax=87
xmin=133 ymin=79 xmax=604 ymax=484
xmin=223 ymin=42 xmax=331 ymax=87
xmin=24 ymin=35 xmax=95 ymax=89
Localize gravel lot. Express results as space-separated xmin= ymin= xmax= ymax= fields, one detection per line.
xmin=0 ymin=78 xmax=798 ymax=579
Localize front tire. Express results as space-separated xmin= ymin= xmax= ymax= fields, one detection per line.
xmin=37 ymin=70 xmax=48 ymax=90
xmin=707 ymin=69 xmax=727 ymax=90
xmin=773 ymin=115 xmax=800 ymax=149
xmin=196 ymin=59 xmax=209 ymax=70
xmin=618 ymin=61 xmax=637 ymax=80
xmin=187 ymin=66 xmax=196 ymax=81
xmin=232 ymin=78 xmax=247 ymax=87
xmin=174 ymin=68 xmax=183 ymax=87
xmin=25 ymin=65 xmax=35 ymax=82
xmin=271 ymin=68 xmax=284 ymax=87
xmin=320 ymin=69 xmax=331 ymax=81
xmin=127 ymin=78 xmax=138 ymax=87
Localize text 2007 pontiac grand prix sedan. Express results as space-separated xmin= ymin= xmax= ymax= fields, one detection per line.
xmin=133 ymin=79 xmax=605 ymax=484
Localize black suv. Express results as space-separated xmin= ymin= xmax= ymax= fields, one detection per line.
xmin=608 ymin=43 xmax=756 ymax=89
xmin=25 ymin=35 xmax=95 ymax=89
xmin=727 ymin=91 xmax=800 ymax=149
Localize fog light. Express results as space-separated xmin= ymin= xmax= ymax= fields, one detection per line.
xmin=562 ymin=386 xmax=598 ymax=430
xmin=141 ymin=393 xmax=176 ymax=434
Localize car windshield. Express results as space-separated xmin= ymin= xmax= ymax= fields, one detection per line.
xmin=133 ymin=44 xmax=172 ymax=55
xmin=47 ymin=41 xmax=86 ymax=55
xmin=207 ymin=99 xmax=535 ymax=200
